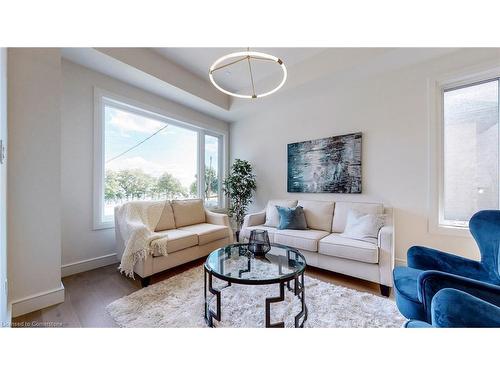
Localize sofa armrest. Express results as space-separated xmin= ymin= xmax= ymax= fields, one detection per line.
xmin=205 ymin=209 xmax=234 ymax=243
xmin=378 ymin=225 xmax=394 ymax=287
xmin=242 ymin=210 xmax=266 ymax=229
xmin=205 ymin=209 xmax=229 ymax=226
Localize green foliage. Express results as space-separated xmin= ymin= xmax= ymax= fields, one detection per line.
xmin=204 ymin=165 xmax=219 ymax=200
xmin=105 ymin=170 xmax=121 ymax=201
xmin=104 ymin=165 xmax=222 ymax=205
xmin=188 ymin=165 xmax=219 ymax=201
xmin=222 ymin=159 xmax=256 ymax=229
xmin=115 ymin=169 xmax=154 ymax=200
xmin=157 ymin=172 xmax=187 ymax=199
xmin=104 ymin=169 xmax=189 ymax=202
xmin=189 ymin=180 xmax=198 ymax=196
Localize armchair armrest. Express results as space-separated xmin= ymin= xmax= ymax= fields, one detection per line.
xmin=205 ymin=209 xmax=233 ymax=243
xmin=431 ymin=288 xmax=500 ymax=327
xmin=407 ymin=245 xmax=486 ymax=280
xmin=378 ymin=225 xmax=394 ymax=286
xmin=417 ymin=270 xmax=500 ymax=322
xmin=242 ymin=210 xmax=266 ymax=229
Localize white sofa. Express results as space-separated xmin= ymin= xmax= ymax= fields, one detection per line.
xmin=241 ymin=199 xmax=394 ymax=295
xmin=115 ymin=199 xmax=233 ymax=286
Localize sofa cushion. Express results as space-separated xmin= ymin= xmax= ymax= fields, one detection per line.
xmin=178 ymin=223 xmax=229 ymax=245
xmin=154 ymin=201 xmax=176 ymax=231
xmin=276 ymin=206 xmax=307 ymax=230
xmin=318 ymin=233 xmax=378 ymax=263
xmin=332 ymin=202 xmax=383 ymax=233
xmin=264 ymin=199 xmax=298 ymax=227
xmin=241 ymin=225 xmax=277 ymax=242
xmin=151 ymin=229 xmax=198 ymax=255
xmin=171 ymin=199 xmax=205 ymax=228
xmin=297 ymin=200 xmax=335 ymax=232
xmin=274 ymin=229 xmax=330 ymax=252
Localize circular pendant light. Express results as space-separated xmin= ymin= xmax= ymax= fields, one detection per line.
xmin=209 ymin=50 xmax=287 ymax=99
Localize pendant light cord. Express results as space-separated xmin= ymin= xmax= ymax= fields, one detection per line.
xmin=246 ymin=47 xmax=256 ymax=98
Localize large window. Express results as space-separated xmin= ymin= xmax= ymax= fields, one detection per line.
xmin=441 ymin=78 xmax=499 ymax=227
xmin=94 ymin=91 xmax=224 ymax=228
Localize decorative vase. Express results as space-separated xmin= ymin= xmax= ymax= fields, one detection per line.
xmin=248 ymin=229 xmax=271 ymax=255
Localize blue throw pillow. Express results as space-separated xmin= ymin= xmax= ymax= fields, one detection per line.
xmin=276 ymin=205 xmax=307 ymax=230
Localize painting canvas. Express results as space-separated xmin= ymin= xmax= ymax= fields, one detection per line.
xmin=287 ymin=132 xmax=362 ymax=193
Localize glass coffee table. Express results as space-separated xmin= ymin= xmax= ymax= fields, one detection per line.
xmin=204 ymin=243 xmax=307 ymax=328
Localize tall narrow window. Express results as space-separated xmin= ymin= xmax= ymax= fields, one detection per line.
xmin=204 ymin=134 xmax=221 ymax=208
xmin=442 ymin=79 xmax=499 ymax=227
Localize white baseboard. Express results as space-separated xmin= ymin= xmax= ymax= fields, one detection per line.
xmin=61 ymin=253 xmax=118 ymax=277
xmin=395 ymin=258 xmax=407 ymax=267
xmin=11 ymin=282 xmax=65 ymax=318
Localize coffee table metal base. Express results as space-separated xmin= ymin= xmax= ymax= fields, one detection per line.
xmin=204 ymin=265 xmax=308 ymax=328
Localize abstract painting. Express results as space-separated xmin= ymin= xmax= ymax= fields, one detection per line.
xmin=287 ymin=132 xmax=362 ymax=193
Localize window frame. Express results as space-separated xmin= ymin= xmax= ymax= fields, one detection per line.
xmin=429 ymin=64 xmax=500 ymax=237
xmin=93 ymin=87 xmax=226 ymax=230
xmin=201 ymin=132 xmax=224 ymax=209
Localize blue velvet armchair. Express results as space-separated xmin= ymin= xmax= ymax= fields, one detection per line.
xmin=405 ymin=287 xmax=500 ymax=327
xmin=393 ymin=210 xmax=500 ymax=323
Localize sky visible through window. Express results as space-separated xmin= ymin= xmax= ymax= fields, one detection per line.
xmin=105 ymin=106 xmax=197 ymax=185
xmin=103 ymin=105 xmax=219 ymax=216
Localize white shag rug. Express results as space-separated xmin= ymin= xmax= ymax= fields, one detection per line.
xmin=106 ymin=266 xmax=405 ymax=328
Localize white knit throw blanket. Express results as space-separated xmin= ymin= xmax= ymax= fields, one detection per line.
xmin=116 ymin=201 xmax=169 ymax=278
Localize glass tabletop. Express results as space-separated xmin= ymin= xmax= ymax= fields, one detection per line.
xmin=205 ymin=243 xmax=306 ymax=284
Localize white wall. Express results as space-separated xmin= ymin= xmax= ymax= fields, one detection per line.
xmin=231 ymin=48 xmax=500 ymax=264
xmin=8 ymin=49 xmax=64 ymax=316
xmin=60 ymin=60 xmax=229 ymax=275
xmin=0 ymin=48 xmax=8 ymax=324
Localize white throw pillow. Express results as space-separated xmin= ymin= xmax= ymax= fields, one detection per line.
xmin=340 ymin=209 xmax=386 ymax=244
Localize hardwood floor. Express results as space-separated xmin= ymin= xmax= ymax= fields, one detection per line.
xmin=12 ymin=259 xmax=390 ymax=327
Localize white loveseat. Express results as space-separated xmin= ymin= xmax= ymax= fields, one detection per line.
xmin=115 ymin=199 xmax=233 ymax=286
xmin=241 ymin=199 xmax=394 ymax=295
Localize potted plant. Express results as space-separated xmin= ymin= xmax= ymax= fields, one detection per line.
xmin=223 ymin=159 xmax=257 ymax=242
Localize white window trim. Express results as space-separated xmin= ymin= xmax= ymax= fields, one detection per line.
xmin=428 ymin=62 xmax=500 ymax=237
xmin=93 ymin=87 xmax=227 ymax=230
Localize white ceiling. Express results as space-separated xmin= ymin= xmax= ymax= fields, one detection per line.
xmin=153 ymin=48 xmax=324 ymax=95
xmin=63 ymin=47 xmax=460 ymax=123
